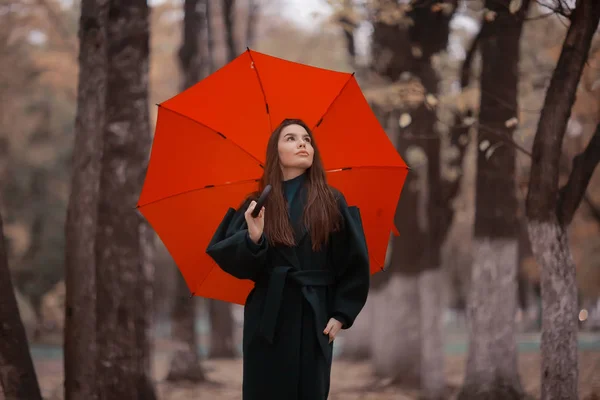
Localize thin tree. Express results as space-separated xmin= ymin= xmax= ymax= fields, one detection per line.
xmin=526 ymin=0 xmax=600 ymax=398
xmin=0 ymin=211 xmax=42 ymax=400
xmin=167 ymin=0 xmax=207 ymax=382
xmin=459 ymin=0 xmax=530 ymax=398
xmin=246 ymin=0 xmax=258 ymax=48
xmin=206 ymin=0 xmax=239 ymax=359
xmin=64 ymin=1 xmax=109 ymax=398
xmin=222 ymin=0 xmax=237 ymax=61
xmin=95 ymin=0 xmax=156 ymax=397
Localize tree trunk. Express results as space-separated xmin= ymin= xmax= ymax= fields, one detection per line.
xmin=222 ymin=0 xmax=236 ymax=62
xmin=525 ymin=1 xmax=600 ymax=398
xmin=0 ymin=212 xmax=42 ymax=400
xmin=338 ymin=293 xmax=373 ymax=360
xmin=167 ymin=276 xmax=204 ymax=381
xmin=95 ymin=1 xmax=156 ymax=398
xmin=369 ymin=3 xmax=456 ymax=395
xmin=205 ymin=0 xmax=215 ymax=73
xmin=208 ymin=300 xmax=237 ymax=358
xmin=418 ymin=268 xmax=445 ymax=399
xmin=370 ymin=274 xmax=421 ymax=385
xmin=459 ymin=1 xmax=529 ymax=398
xmin=167 ymin=0 xmax=206 ymax=382
xmin=245 ymin=0 xmax=258 ymax=48
xmin=204 ymin=0 xmax=237 ymax=359
xmin=64 ymin=1 xmax=109 ymax=398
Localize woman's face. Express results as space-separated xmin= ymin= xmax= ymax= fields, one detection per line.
xmin=277 ymin=123 xmax=314 ymax=176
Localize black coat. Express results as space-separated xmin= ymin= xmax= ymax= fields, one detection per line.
xmin=206 ymin=185 xmax=370 ymax=400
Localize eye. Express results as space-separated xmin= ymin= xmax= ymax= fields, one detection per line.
xmin=304 ymin=136 xmax=311 ymax=143
xmin=287 ymin=136 xmax=295 ymax=141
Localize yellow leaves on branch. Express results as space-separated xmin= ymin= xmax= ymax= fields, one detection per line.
xmin=399 ymin=113 xmax=412 ymax=128
xmin=484 ymin=9 xmax=497 ymax=21
xmin=505 ymin=117 xmax=519 ymax=128
xmin=482 ymin=0 xmax=521 ymax=23
xmin=430 ymin=2 xmax=455 ymax=16
xmin=363 ymin=77 xmax=425 ymax=112
xmin=425 ymin=93 xmax=439 ymax=107
xmin=509 ymin=0 xmax=523 ymax=14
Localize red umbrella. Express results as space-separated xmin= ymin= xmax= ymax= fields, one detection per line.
xmin=137 ymin=49 xmax=408 ymax=305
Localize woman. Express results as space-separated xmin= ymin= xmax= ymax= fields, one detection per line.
xmin=206 ymin=118 xmax=370 ymax=400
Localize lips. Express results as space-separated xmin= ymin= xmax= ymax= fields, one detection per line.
xmin=296 ymin=151 xmax=309 ymax=156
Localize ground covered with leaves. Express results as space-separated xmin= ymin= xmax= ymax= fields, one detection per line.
xmin=34 ymin=350 xmax=600 ymax=400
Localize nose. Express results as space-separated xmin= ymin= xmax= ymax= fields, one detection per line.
xmin=298 ymin=141 xmax=306 ymax=148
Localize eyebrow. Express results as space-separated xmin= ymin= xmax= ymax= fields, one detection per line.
xmin=284 ymin=132 xmax=310 ymax=138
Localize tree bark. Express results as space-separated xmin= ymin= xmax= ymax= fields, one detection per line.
xmin=167 ymin=276 xmax=204 ymax=381
xmin=0 ymin=212 xmax=42 ymax=400
xmin=370 ymin=274 xmax=421 ymax=385
xmin=245 ymin=0 xmax=258 ymax=49
xmin=167 ymin=0 xmax=206 ymax=382
xmin=418 ymin=268 xmax=445 ymax=399
xmin=205 ymin=0 xmax=237 ymax=359
xmin=525 ymin=1 xmax=600 ymax=398
xmin=459 ymin=1 xmax=529 ymax=398
xmin=205 ymin=0 xmax=215 ymax=73
xmin=64 ymin=1 xmax=109 ymax=398
xmin=95 ymin=1 xmax=156 ymax=398
xmin=369 ymin=3 xmax=456 ymax=396
xmin=208 ymin=300 xmax=237 ymax=358
xmin=222 ymin=0 xmax=236 ymax=62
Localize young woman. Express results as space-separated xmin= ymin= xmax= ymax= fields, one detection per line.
xmin=206 ymin=118 xmax=370 ymax=400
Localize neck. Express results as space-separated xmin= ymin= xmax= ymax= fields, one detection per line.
xmin=281 ymin=168 xmax=306 ymax=181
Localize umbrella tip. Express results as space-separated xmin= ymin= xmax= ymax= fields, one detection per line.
xmin=189 ymin=291 xmax=195 ymax=299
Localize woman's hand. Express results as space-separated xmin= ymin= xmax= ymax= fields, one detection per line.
xmin=244 ymin=200 xmax=265 ymax=244
xmin=323 ymin=318 xmax=343 ymax=344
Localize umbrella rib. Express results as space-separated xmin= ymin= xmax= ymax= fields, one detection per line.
xmin=325 ymin=165 xmax=410 ymax=172
xmin=158 ymin=104 xmax=265 ymax=168
xmin=137 ymin=166 xmax=408 ymax=209
xmin=312 ymin=72 xmax=356 ymax=130
xmin=247 ymin=48 xmax=272 ymax=133
xmin=136 ymin=178 xmax=259 ymax=209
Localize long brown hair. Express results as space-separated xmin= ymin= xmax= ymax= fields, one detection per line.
xmin=250 ymin=119 xmax=341 ymax=251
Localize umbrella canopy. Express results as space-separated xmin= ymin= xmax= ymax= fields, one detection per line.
xmin=137 ymin=49 xmax=408 ymax=305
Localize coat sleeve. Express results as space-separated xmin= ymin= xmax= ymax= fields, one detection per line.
xmin=205 ymin=199 xmax=268 ymax=281
xmin=329 ymin=191 xmax=370 ymax=329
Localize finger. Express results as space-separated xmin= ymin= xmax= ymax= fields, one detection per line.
xmin=323 ymin=321 xmax=333 ymax=334
xmin=245 ymin=201 xmax=257 ymax=215
xmin=259 ymin=207 xmax=265 ymax=218
xmin=329 ymin=325 xmax=338 ymax=337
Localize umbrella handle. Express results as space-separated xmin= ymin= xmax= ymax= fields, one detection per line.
xmin=251 ymin=184 xmax=272 ymax=218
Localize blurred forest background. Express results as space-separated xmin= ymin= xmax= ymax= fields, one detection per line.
xmin=0 ymin=0 xmax=599 ymax=399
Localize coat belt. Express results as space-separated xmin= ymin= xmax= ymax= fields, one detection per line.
xmin=257 ymin=266 xmax=335 ymax=358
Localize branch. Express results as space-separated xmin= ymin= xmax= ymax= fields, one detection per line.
xmin=526 ymin=0 xmax=600 ymax=223
xmin=478 ymin=123 xmax=532 ymax=157
xmin=533 ymin=0 xmax=571 ymax=19
xmin=558 ymin=122 xmax=600 ymax=225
